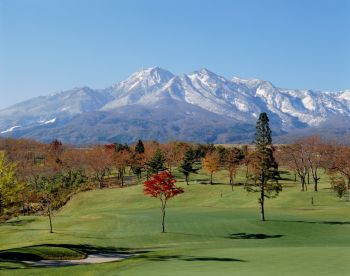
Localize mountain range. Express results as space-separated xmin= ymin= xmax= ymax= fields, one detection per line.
xmin=1 ymin=67 xmax=350 ymax=145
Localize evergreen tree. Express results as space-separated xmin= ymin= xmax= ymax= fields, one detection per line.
xmin=115 ymin=143 xmax=130 ymax=152
xmin=146 ymin=149 xmax=166 ymax=175
xmin=254 ymin=112 xmax=272 ymax=149
xmin=245 ymin=112 xmax=281 ymax=221
xmin=135 ymin=140 xmax=145 ymax=154
xmin=179 ymin=149 xmax=199 ymax=185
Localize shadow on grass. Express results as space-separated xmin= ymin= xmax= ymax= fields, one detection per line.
xmin=271 ymin=220 xmax=350 ymax=225
xmin=0 ymin=260 xmax=29 ymax=270
xmin=139 ymin=254 xmax=245 ymax=262
xmin=5 ymin=218 xmax=36 ymax=227
xmin=45 ymin=244 xmax=150 ymax=255
xmin=0 ymin=243 xmax=247 ymax=269
xmin=197 ymin=182 xmax=231 ymax=186
xmin=228 ymin=233 xmax=283 ymax=239
xmin=0 ymin=244 xmax=150 ymax=270
xmin=168 ymin=231 xmax=218 ymax=239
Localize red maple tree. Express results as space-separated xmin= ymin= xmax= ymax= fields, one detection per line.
xmin=144 ymin=171 xmax=184 ymax=233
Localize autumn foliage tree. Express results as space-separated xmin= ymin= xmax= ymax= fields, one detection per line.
xmin=114 ymin=149 xmax=131 ymax=187
xmin=162 ymin=142 xmax=188 ymax=173
xmin=278 ymin=143 xmax=309 ymax=191
xmin=130 ymin=152 xmax=145 ymax=180
xmin=0 ymin=152 xmax=21 ymax=219
xmin=299 ymin=136 xmax=328 ymax=192
xmin=225 ymin=147 xmax=244 ymax=190
xmin=203 ymin=151 xmax=220 ymax=184
xmin=84 ymin=147 xmax=114 ymax=189
xmin=327 ymin=144 xmax=350 ymax=189
xmin=48 ymin=139 xmax=64 ymax=165
xmin=144 ymin=171 xmax=184 ymax=233
xmin=330 ymin=176 xmax=347 ymax=199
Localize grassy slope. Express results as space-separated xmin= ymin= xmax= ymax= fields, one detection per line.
xmin=0 ymin=168 xmax=350 ymax=275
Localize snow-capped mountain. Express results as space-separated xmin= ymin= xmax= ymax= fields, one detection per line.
xmin=102 ymin=67 xmax=174 ymax=109
xmin=0 ymin=86 xmax=113 ymax=131
xmin=0 ymin=66 xmax=349 ymax=144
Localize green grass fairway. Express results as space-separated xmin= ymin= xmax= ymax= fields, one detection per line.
xmin=1 ymin=168 xmax=350 ymax=275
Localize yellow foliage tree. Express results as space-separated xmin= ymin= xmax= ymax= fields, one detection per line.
xmin=203 ymin=151 xmax=220 ymax=184
xmin=0 ymin=151 xmax=20 ymax=218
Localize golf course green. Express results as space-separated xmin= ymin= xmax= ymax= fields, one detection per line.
xmin=1 ymin=168 xmax=350 ymax=275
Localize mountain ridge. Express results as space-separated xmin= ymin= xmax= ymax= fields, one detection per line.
xmin=1 ymin=67 xmax=349 ymax=144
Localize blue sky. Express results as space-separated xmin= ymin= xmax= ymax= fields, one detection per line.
xmin=0 ymin=0 xmax=349 ymax=109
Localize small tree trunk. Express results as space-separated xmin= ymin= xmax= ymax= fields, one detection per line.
xmin=48 ymin=204 xmax=53 ymax=233
xmin=185 ymin=174 xmax=189 ymax=185
xmin=314 ymin=178 xmax=318 ymax=192
xmin=98 ymin=173 xmax=105 ymax=189
xmin=230 ymin=175 xmax=234 ymax=191
xmin=118 ymin=169 xmax=124 ymax=187
xmin=294 ymin=173 xmax=297 ymax=182
xmin=210 ymin=173 xmax=213 ymax=185
xmin=260 ymin=189 xmax=265 ymax=221
xmin=300 ymin=176 xmax=305 ymax=191
xmin=161 ymin=207 xmax=165 ymax=233
xmin=160 ymin=199 xmax=167 ymax=233
xmin=0 ymin=196 xmax=3 ymax=216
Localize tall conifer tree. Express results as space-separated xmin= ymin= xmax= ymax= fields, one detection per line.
xmin=135 ymin=140 xmax=145 ymax=154
xmin=245 ymin=112 xmax=281 ymax=221
xmin=179 ymin=149 xmax=198 ymax=185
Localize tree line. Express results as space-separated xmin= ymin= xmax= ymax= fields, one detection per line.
xmin=0 ymin=113 xmax=349 ymax=232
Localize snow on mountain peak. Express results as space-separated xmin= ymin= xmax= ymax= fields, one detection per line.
xmin=231 ymin=77 xmax=273 ymax=90
xmin=190 ymin=68 xmax=227 ymax=81
xmin=137 ymin=66 xmax=174 ymax=81
xmin=338 ymin=90 xmax=350 ymax=101
xmin=186 ymin=69 xmax=231 ymax=93
xmin=196 ymin=68 xmax=218 ymax=76
xmin=114 ymin=66 xmax=174 ymax=91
